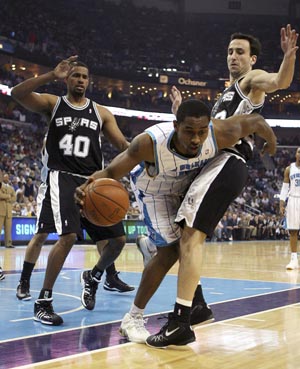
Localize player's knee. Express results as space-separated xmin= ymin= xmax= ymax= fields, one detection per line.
xmin=108 ymin=236 xmax=126 ymax=252
xmin=31 ymin=233 xmax=48 ymax=248
xmin=60 ymin=233 xmax=77 ymax=247
xmin=157 ymin=245 xmax=179 ymax=268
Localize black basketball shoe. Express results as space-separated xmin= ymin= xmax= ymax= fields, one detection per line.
xmin=80 ymin=270 xmax=99 ymax=310
xmin=190 ymin=304 xmax=214 ymax=326
xmin=16 ymin=280 xmax=32 ymax=300
xmin=104 ymin=271 xmax=135 ymax=293
xmin=34 ymin=298 xmax=63 ymax=326
xmin=146 ymin=314 xmax=195 ymax=348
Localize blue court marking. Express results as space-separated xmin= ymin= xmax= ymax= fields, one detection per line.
xmin=0 ymin=270 xmax=298 ymax=341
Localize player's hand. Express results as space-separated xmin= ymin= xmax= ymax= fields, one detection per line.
xmin=280 ymin=24 xmax=299 ymax=56
xmin=279 ymin=204 xmax=285 ymax=217
xmin=74 ymin=177 xmax=94 ymax=208
xmin=53 ymin=55 xmax=78 ymax=80
xmin=170 ymin=86 xmax=182 ymax=115
xmin=260 ymin=140 xmax=276 ymax=156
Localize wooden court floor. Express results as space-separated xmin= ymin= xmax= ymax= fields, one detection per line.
xmin=1 ymin=240 xmax=300 ymax=369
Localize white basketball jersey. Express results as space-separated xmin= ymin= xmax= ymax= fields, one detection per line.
xmin=130 ymin=121 xmax=218 ymax=196
xmin=289 ymin=162 xmax=300 ymax=197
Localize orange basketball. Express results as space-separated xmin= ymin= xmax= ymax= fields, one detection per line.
xmin=82 ymin=178 xmax=130 ymax=227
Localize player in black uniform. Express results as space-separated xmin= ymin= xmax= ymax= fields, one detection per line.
xmin=11 ymin=56 xmax=133 ymax=325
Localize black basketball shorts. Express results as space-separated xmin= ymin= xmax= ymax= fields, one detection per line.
xmin=176 ymin=151 xmax=248 ymax=237
xmin=80 ymin=216 xmax=125 ymax=242
xmin=36 ymin=170 xmax=85 ymax=236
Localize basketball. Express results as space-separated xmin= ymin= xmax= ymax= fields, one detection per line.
xmin=82 ymin=178 xmax=130 ymax=227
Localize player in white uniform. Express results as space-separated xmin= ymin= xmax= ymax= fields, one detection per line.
xmin=279 ymin=147 xmax=300 ymax=270
xmin=75 ymin=99 xmax=276 ymax=347
xmin=130 ymin=120 xmax=217 ymax=246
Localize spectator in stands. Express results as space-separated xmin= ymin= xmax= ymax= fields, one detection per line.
xmin=212 ymin=220 xmax=224 ymax=242
xmin=239 ymin=213 xmax=251 ymax=240
xmin=257 ymin=215 xmax=266 ymax=240
xmin=249 ymin=214 xmax=259 ymax=239
xmin=226 ymin=212 xmax=238 ymax=241
xmin=12 ymin=203 xmax=22 ymax=216
xmin=220 ymin=214 xmax=230 ymax=241
xmin=21 ymin=202 xmax=33 ymax=217
xmin=24 ymin=177 xmax=36 ymax=200
xmin=15 ymin=182 xmax=25 ymax=203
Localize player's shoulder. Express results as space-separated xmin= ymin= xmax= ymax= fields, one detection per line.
xmin=39 ymin=93 xmax=59 ymax=112
xmin=239 ymin=69 xmax=268 ymax=84
xmin=245 ymin=69 xmax=268 ymax=78
xmin=285 ymin=164 xmax=292 ymax=173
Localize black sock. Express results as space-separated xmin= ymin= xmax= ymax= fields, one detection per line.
xmin=91 ymin=266 xmax=103 ymax=282
xmin=106 ymin=263 xmax=116 ymax=276
xmin=192 ymin=284 xmax=207 ymax=307
xmin=174 ymin=302 xmax=191 ymax=324
xmin=20 ymin=261 xmax=35 ymax=282
xmin=38 ymin=289 xmax=52 ymax=299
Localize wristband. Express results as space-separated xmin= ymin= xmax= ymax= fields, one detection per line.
xmin=279 ymin=182 xmax=289 ymax=202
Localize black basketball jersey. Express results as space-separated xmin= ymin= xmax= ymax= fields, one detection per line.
xmin=211 ymin=77 xmax=264 ymax=119
xmin=44 ymin=96 xmax=104 ymax=176
xmin=211 ymin=77 xmax=264 ymax=160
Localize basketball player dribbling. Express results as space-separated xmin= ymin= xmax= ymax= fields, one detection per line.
xmin=75 ymin=99 xmax=276 ymax=346
xmin=11 ymin=56 xmax=133 ymax=325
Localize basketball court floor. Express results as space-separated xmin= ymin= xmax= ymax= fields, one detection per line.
xmin=0 ymin=240 xmax=300 ymax=369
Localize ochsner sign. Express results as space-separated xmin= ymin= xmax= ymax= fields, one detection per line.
xmin=178 ymin=78 xmax=207 ymax=87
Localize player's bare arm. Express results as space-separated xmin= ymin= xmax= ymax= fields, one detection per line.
xmin=241 ymin=24 xmax=298 ymax=96
xmin=11 ymin=55 xmax=78 ymax=114
xmin=283 ymin=165 xmax=291 ymax=184
xmin=279 ymin=165 xmax=291 ymax=216
xmin=94 ymin=133 xmax=154 ymax=179
xmin=213 ymin=113 xmax=276 ymax=155
xmin=74 ymin=133 xmax=154 ymax=206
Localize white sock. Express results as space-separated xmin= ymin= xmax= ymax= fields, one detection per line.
xmin=176 ymin=297 xmax=192 ymax=307
xmin=129 ymin=303 xmax=144 ymax=317
xmin=291 ymin=252 xmax=298 ymax=260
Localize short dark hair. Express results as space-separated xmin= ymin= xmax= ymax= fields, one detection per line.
xmin=230 ymin=33 xmax=261 ymax=57
xmin=73 ymin=60 xmax=88 ymax=69
xmin=176 ymin=99 xmax=210 ymax=123
xmin=69 ymin=60 xmax=89 ymax=71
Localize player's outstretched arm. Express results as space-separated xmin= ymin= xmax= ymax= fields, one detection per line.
xmin=248 ymin=24 xmax=298 ymax=93
xmin=214 ymin=113 xmax=277 ymax=155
